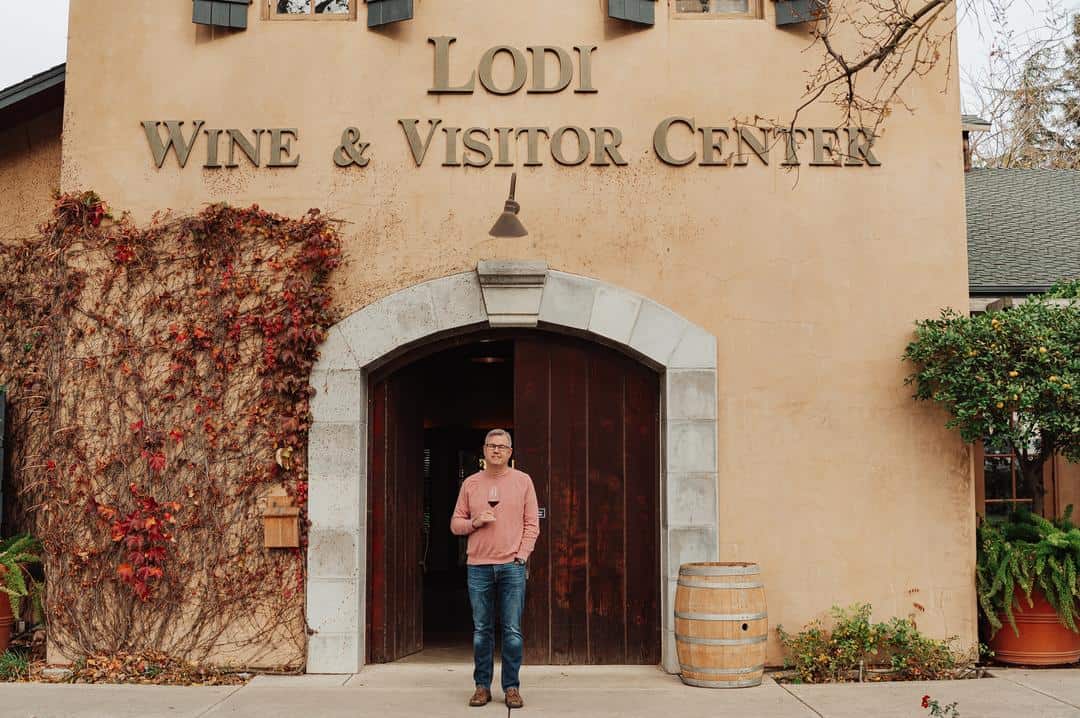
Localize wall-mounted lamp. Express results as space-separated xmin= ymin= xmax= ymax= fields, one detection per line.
xmin=489 ymin=173 xmax=528 ymax=238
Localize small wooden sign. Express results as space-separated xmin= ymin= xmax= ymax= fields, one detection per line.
xmin=263 ymin=488 xmax=300 ymax=548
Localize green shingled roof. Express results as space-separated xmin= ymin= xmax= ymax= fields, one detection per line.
xmin=966 ymin=168 xmax=1080 ymax=294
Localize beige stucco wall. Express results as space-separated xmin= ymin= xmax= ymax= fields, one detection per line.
xmin=0 ymin=108 xmax=62 ymax=239
xmin=61 ymin=0 xmax=975 ymax=665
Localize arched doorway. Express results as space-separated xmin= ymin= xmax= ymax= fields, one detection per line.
xmin=305 ymin=264 xmax=719 ymax=674
xmin=365 ymin=331 xmax=661 ymax=665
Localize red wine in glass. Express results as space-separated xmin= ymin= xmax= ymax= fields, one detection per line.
xmin=488 ymin=487 xmax=499 ymax=509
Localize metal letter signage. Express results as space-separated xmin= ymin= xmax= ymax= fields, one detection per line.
xmin=141 ymin=38 xmax=885 ymax=171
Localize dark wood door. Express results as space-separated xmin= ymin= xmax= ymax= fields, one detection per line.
xmin=515 ymin=335 xmax=661 ymax=665
xmin=367 ymin=367 xmax=425 ymax=663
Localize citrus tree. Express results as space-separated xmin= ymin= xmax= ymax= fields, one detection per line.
xmin=903 ymin=295 xmax=1080 ymax=513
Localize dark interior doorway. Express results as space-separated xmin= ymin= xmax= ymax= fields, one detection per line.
xmin=417 ymin=340 xmax=514 ymax=649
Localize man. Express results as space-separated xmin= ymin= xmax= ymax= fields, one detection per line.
xmin=450 ymin=429 xmax=540 ymax=709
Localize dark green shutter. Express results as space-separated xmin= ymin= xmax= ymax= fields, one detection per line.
xmin=193 ymin=0 xmax=250 ymax=30
xmin=774 ymin=0 xmax=826 ymax=26
xmin=609 ymin=0 xmax=655 ymax=25
xmin=366 ymin=0 xmax=413 ymax=27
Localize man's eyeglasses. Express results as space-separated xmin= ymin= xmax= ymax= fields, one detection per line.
xmin=484 ymin=444 xmax=512 ymax=452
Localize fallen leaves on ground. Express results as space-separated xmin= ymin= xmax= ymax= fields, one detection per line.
xmin=31 ymin=651 xmax=251 ymax=686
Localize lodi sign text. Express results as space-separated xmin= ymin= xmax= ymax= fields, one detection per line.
xmin=141 ymin=36 xmax=882 ymax=171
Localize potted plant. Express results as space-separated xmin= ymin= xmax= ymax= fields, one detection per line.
xmin=976 ymin=508 xmax=1080 ymax=664
xmin=905 ymin=288 xmax=1080 ymax=664
xmin=0 ymin=534 xmax=43 ymax=654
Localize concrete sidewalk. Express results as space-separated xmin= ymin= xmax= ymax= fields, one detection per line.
xmin=3 ymin=664 xmax=1080 ymax=718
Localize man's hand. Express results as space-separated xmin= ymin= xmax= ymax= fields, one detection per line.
xmin=472 ymin=509 xmax=496 ymax=529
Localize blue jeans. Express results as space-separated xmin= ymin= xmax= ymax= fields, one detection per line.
xmin=467 ymin=562 xmax=527 ymax=691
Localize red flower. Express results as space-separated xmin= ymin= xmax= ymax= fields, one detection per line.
xmin=921 ymin=695 xmax=931 ymax=709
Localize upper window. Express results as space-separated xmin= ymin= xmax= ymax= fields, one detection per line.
xmin=272 ymin=0 xmax=353 ymax=18
xmin=674 ymin=0 xmax=761 ymax=18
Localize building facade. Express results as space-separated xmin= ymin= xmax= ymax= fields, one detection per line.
xmin=2 ymin=0 xmax=975 ymax=673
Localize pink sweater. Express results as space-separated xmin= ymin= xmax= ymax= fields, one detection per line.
xmin=450 ymin=468 xmax=540 ymax=565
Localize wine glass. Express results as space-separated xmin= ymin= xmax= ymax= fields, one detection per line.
xmin=488 ymin=486 xmax=500 ymax=511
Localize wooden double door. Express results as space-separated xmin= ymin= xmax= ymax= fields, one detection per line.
xmin=367 ymin=333 xmax=661 ymax=665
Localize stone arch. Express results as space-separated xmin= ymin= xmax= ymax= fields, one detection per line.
xmin=305 ymin=262 xmax=719 ymax=673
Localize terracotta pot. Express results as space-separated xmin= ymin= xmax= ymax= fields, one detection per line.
xmin=990 ymin=588 xmax=1080 ymax=666
xmin=0 ymin=593 xmax=12 ymax=654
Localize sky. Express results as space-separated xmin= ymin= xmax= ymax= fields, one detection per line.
xmin=0 ymin=1 xmax=1078 ymax=109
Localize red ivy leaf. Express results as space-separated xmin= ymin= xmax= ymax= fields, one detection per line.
xmin=148 ymin=453 xmax=166 ymax=473
xmin=130 ymin=419 xmax=144 ymax=432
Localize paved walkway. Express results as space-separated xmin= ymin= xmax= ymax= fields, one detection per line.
xmin=4 ymin=665 xmax=1080 ymax=717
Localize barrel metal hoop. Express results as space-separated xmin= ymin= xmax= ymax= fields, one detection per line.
xmin=675 ymin=633 xmax=767 ymax=646
xmin=675 ymin=611 xmax=768 ymax=622
xmin=680 ymin=676 xmax=763 ymax=689
xmin=677 ymin=579 xmax=765 ymax=589
xmin=680 ymin=564 xmax=760 ymax=577
xmin=681 ymin=663 xmax=765 ymax=675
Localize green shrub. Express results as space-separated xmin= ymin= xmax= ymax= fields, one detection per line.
xmin=777 ymin=603 xmax=965 ymax=683
xmin=0 ymin=650 xmax=30 ymax=681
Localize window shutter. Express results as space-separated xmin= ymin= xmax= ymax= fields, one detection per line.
xmin=609 ymin=0 xmax=655 ymax=25
xmin=366 ymin=0 xmax=413 ymax=27
xmin=192 ymin=0 xmax=250 ymax=30
xmin=773 ymin=0 xmax=826 ymax=26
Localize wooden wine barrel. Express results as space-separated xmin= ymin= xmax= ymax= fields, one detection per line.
xmin=675 ymin=562 xmax=767 ymax=688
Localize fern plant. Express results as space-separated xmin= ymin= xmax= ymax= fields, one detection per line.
xmin=977 ymin=507 xmax=1080 ymax=637
xmin=0 ymin=535 xmax=43 ymax=621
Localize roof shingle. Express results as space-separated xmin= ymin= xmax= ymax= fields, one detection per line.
xmin=966 ymin=168 xmax=1080 ymax=293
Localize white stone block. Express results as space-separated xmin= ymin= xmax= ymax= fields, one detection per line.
xmin=307 ymin=578 xmax=361 ymax=634
xmin=308 ymin=422 xmax=363 ymax=481
xmin=666 ymin=370 xmax=717 ymax=421
xmin=429 ymin=272 xmax=486 ymax=331
xmin=588 ymin=286 xmax=642 ymax=345
xmin=670 ymin=324 xmax=717 ymax=370
xmin=478 ymin=260 xmax=547 ymax=327
xmin=337 ymin=302 xmax=394 ymax=369
xmin=307 ymin=632 xmax=361 ymax=674
xmin=309 ymin=370 xmax=365 ymax=424
xmin=662 ymin=629 xmax=680 ymax=675
xmin=663 ymin=578 xmax=678 ymax=633
xmin=307 ymin=528 xmax=361 ymax=580
xmin=666 ymin=527 xmax=719 ymax=579
xmin=377 ymin=282 xmax=438 ymax=350
xmin=539 ymin=271 xmax=597 ymax=330
xmin=629 ymin=301 xmax=690 ymax=366
xmin=308 ymin=471 xmax=362 ymax=531
xmin=485 ymin=286 xmax=546 ymax=316
xmin=313 ymin=326 xmax=362 ymax=372
xmin=666 ymin=420 xmax=717 ymax=474
xmin=667 ymin=473 xmax=718 ymax=528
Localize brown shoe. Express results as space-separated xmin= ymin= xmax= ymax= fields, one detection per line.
xmin=469 ymin=686 xmax=491 ymax=707
xmin=504 ymin=687 xmax=524 ymax=709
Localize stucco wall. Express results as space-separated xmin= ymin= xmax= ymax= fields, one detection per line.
xmin=61 ymin=0 xmax=975 ymax=666
xmin=0 ymin=108 xmax=62 ymax=239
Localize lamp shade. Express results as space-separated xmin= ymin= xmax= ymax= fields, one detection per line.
xmin=489 ymin=173 xmax=528 ymax=238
